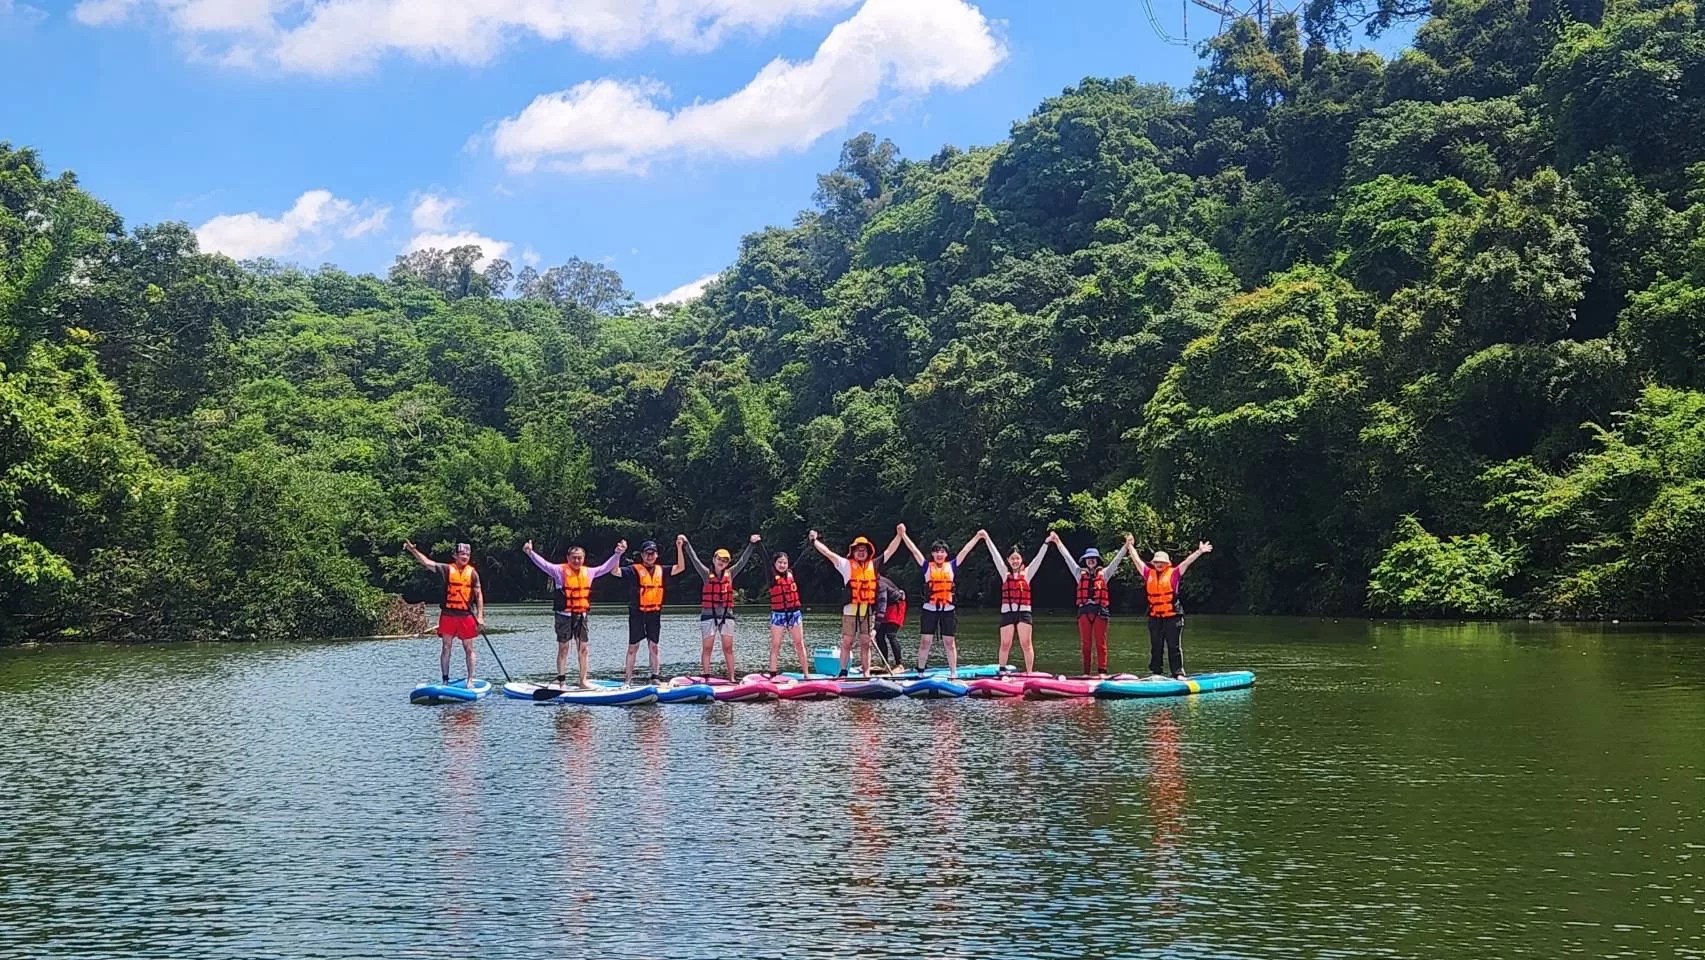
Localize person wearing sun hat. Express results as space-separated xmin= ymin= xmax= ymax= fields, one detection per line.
xmin=1133 ymin=540 xmax=1214 ymax=679
xmin=808 ymin=529 xmax=882 ymax=677
xmin=1048 ymin=531 xmax=1130 ymax=676
xmin=682 ymin=533 xmax=759 ymax=682
xmin=611 ymin=537 xmax=687 ymax=685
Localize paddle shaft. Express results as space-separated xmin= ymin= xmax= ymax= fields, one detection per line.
xmin=479 ymin=628 xmax=513 ymax=683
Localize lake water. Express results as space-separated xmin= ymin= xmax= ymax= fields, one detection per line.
xmin=2 ymin=608 xmax=1702 ymax=959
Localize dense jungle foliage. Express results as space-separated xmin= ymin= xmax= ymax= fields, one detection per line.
xmin=7 ymin=0 xmax=1705 ymax=641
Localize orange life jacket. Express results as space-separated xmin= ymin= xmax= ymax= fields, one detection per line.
xmin=702 ymin=571 xmax=735 ymax=609
xmin=1001 ymin=571 xmax=1032 ymax=609
xmin=444 ymin=563 xmax=476 ymax=612
xmin=848 ymin=560 xmax=877 ymax=606
xmin=559 ymin=564 xmax=592 ymax=614
xmin=925 ymin=560 xmax=955 ymax=606
xmin=1076 ymin=569 xmax=1110 ymax=614
xmin=1146 ymin=567 xmax=1179 ymax=619
xmin=770 ymin=573 xmax=801 ymax=611
xmin=634 ymin=563 xmax=664 ymax=612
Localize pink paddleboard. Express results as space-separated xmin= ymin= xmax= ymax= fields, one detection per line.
xmin=966 ymin=678 xmax=1025 ymax=698
xmin=1022 ymin=676 xmax=1098 ymax=699
xmin=775 ymin=679 xmax=841 ymax=701
xmin=713 ymin=677 xmax=779 ymax=702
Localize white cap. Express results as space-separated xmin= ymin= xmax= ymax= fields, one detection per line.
xmin=1151 ymin=551 xmax=1171 ymax=564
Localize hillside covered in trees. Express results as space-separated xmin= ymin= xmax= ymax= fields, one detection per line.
xmin=7 ymin=0 xmax=1705 ymax=642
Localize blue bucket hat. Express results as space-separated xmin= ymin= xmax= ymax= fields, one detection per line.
xmin=1080 ymin=547 xmax=1102 ymax=563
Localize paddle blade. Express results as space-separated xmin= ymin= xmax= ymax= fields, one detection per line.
xmin=531 ymin=685 xmax=565 ymax=701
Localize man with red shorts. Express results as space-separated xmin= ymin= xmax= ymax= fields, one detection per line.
xmin=404 ymin=540 xmax=485 ymax=684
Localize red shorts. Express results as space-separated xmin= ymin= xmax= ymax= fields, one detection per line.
xmin=436 ymin=613 xmax=479 ymax=640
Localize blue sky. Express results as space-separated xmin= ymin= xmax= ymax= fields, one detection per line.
xmin=0 ymin=0 xmax=1402 ymax=302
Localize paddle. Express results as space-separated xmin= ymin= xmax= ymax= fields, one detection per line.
xmin=478 ymin=627 xmax=513 ymax=683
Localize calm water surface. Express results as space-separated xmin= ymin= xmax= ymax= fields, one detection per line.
xmin=2 ymin=609 xmax=1702 ymax=959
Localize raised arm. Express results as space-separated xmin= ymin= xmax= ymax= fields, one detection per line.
xmin=955 ymin=531 xmax=983 ymax=567
xmin=522 ymin=540 xmax=565 ymax=587
xmin=883 ymin=525 xmax=906 ymax=564
xmin=899 ymin=528 xmax=925 ymax=567
xmin=808 ymin=530 xmax=844 ymax=566
xmin=588 ymin=540 xmax=626 ymax=579
xmin=1102 ymin=542 xmax=1128 ymax=580
xmin=681 ymin=538 xmax=711 ymax=580
xmin=1126 ymin=533 xmax=1151 ymax=578
xmin=729 ymin=536 xmax=758 ymax=578
xmin=402 ymin=540 xmax=443 ymax=573
xmin=983 ymin=534 xmax=1007 ymax=572
xmin=1047 ymin=530 xmax=1082 ymax=578
xmin=671 ymin=534 xmax=688 ymax=576
xmin=1177 ymin=540 xmax=1214 ymax=576
xmin=1025 ymin=543 xmax=1049 ymax=581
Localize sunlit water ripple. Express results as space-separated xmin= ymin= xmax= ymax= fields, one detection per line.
xmin=2 ymin=609 xmax=1701 ymax=959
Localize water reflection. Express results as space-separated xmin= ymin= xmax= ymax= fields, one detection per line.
xmin=435 ymin=708 xmax=483 ymax=937
xmin=1145 ymin=706 xmax=1187 ymax=919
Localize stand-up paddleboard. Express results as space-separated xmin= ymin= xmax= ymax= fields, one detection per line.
xmin=658 ymin=681 xmax=717 ymax=703
xmin=966 ymin=677 xmax=1025 ymax=698
xmin=410 ymin=678 xmax=490 ymax=704
xmin=589 ymin=679 xmax=716 ymax=703
xmin=502 ymin=681 xmax=564 ymax=701
xmin=903 ymin=676 xmax=969 ymax=699
xmin=1094 ymin=671 xmax=1256 ymax=699
xmin=774 ymin=678 xmax=841 ymax=700
xmin=713 ymin=677 xmax=779 ymax=702
xmin=838 ymin=678 xmax=904 ymax=699
xmin=548 ymin=684 xmax=658 ymax=706
xmin=1022 ymin=676 xmax=1098 ymax=699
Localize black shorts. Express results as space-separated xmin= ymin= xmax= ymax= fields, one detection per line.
xmin=554 ymin=612 xmax=589 ymax=643
xmin=999 ymin=610 xmax=1033 ymax=627
xmin=628 ymin=610 xmax=661 ymax=645
xmin=919 ymin=608 xmax=958 ymax=637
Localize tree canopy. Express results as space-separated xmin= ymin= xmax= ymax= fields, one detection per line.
xmin=8 ymin=0 xmax=1705 ymax=641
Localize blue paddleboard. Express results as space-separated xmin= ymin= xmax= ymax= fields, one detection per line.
xmin=410 ymin=678 xmax=490 ymax=705
xmin=1093 ymin=671 xmax=1256 ymax=699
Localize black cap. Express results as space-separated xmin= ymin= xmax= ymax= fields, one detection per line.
xmin=639 ymin=540 xmax=658 ymax=552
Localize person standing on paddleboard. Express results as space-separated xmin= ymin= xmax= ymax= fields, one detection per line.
xmin=1048 ymin=530 xmax=1130 ymax=677
xmin=987 ymin=534 xmax=1051 ymax=674
xmin=809 ymin=530 xmax=882 ymax=677
xmin=682 ymin=533 xmax=758 ymax=683
xmin=895 ymin=524 xmax=983 ymax=680
xmin=764 ymin=546 xmax=812 ymax=677
xmin=522 ymin=539 xmax=626 ymax=688
xmin=1133 ymin=539 xmax=1214 ymax=679
xmin=611 ymin=538 xmax=686 ymax=686
xmin=874 ymin=572 xmax=907 ymax=673
xmin=404 ymin=540 xmax=485 ymax=686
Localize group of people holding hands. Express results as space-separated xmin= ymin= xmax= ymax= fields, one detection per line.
xmin=407 ymin=524 xmax=1213 ymax=689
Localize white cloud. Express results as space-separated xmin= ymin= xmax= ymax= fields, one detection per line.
xmin=521 ymin=247 xmax=541 ymax=266
xmin=70 ymin=0 xmax=137 ymax=25
xmin=195 ymin=189 xmax=383 ymax=259
xmin=1 ymin=0 xmax=48 ymax=25
xmin=344 ymin=206 xmax=391 ymax=238
xmin=491 ymin=0 xmax=1004 ymax=174
xmin=74 ymin=0 xmax=854 ymax=75
xmin=410 ymin=193 xmax=460 ymax=231
xmin=644 ymin=273 xmax=719 ymax=306
xmin=398 ymin=193 xmax=510 ymax=267
xmin=406 ymin=231 xmax=511 ymax=268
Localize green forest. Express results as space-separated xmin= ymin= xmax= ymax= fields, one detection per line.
xmin=7 ymin=0 xmax=1705 ymax=643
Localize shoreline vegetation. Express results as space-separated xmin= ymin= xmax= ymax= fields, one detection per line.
xmin=8 ymin=1 xmax=1705 ymax=644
